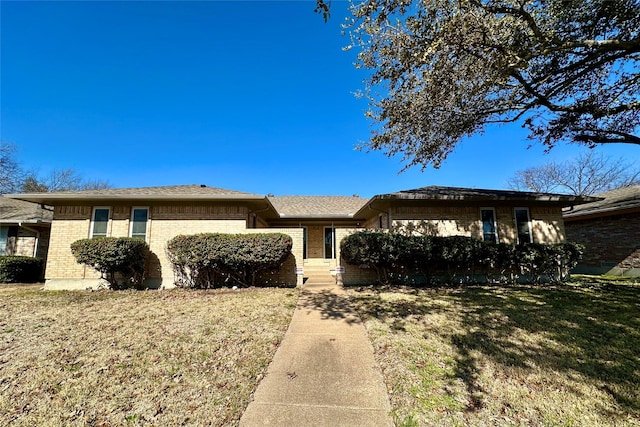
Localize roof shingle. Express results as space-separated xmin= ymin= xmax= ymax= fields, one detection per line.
xmin=376 ymin=186 xmax=595 ymax=201
xmin=0 ymin=197 xmax=52 ymax=223
xmin=37 ymin=184 xmax=257 ymax=196
xmin=563 ymin=185 xmax=640 ymax=218
xmin=268 ymin=196 xmax=369 ymax=218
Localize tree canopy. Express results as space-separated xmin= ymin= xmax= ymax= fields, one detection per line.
xmin=323 ymin=0 xmax=640 ymax=169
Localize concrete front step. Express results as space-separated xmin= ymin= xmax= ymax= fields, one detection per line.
xmin=304 ymin=277 xmax=336 ymax=286
xmin=305 ymin=273 xmax=336 ymax=279
xmin=303 ymin=258 xmax=336 ymax=265
xmin=305 ymin=267 xmax=335 ymax=272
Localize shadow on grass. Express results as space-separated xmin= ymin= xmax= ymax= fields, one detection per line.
xmin=348 ymin=282 xmax=640 ymax=416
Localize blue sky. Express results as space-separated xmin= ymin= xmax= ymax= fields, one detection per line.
xmin=1 ymin=1 xmax=637 ymax=198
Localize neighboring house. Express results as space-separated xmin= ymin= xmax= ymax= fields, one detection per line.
xmin=564 ymin=185 xmax=640 ymax=277
xmin=6 ymin=185 xmax=592 ymax=289
xmin=0 ymin=197 xmax=52 ymax=259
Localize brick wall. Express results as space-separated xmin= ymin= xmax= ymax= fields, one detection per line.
xmin=306 ymin=225 xmax=325 ymax=258
xmin=46 ymin=218 xmax=97 ymax=282
xmin=388 ymin=205 xmax=565 ymax=244
xmin=14 ymin=229 xmax=36 ymax=257
xmin=11 ymin=225 xmax=50 ymax=260
xmin=390 ymin=206 xmax=481 ymax=239
xmin=335 ymin=228 xmax=378 ymax=285
xmin=364 ymin=213 xmax=388 ymax=230
xmin=565 ymin=211 xmax=640 ymax=276
xmin=44 ymin=204 xmax=304 ymax=289
xmin=531 ymin=207 xmax=565 ymax=244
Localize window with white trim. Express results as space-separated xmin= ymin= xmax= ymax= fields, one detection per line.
xmin=130 ymin=207 xmax=149 ymax=240
xmin=480 ymin=208 xmax=498 ymax=243
xmin=91 ymin=207 xmax=110 ymax=238
xmin=514 ymin=208 xmax=532 ymax=244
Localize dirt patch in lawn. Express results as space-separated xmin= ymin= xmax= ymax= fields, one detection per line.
xmin=347 ymin=281 xmax=640 ymax=426
xmin=0 ymin=286 xmax=298 ymax=426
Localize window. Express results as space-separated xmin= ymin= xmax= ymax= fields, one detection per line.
xmin=324 ymin=227 xmax=336 ymax=259
xmin=480 ymin=208 xmax=498 ymax=243
xmin=91 ymin=207 xmax=110 ymax=238
xmin=130 ymin=208 xmax=149 ymax=240
xmin=514 ymin=208 xmax=532 ymax=244
xmin=0 ymin=226 xmax=8 ymax=255
xmin=303 ymin=227 xmax=308 ymax=259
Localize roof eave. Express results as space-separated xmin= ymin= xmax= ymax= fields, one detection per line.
xmin=377 ymin=194 xmax=597 ymax=203
xmin=0 ymin=219 xmax=52 ymax=224
xmin=277 ymin=214 xmax=358 ymax=219
xmin=563 ymin=204 xmax=640 ymax=220
xmin=3 ymin=193 xmax=267 ymax=204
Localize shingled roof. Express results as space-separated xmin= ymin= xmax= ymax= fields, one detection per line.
xmin=4 ymin=185 xmax=266 ymax=204
xmin=28 ymin=184 xmax=255 ymax=196
xmin=563 ymin=185 xmax=640 ymax=218
xmin=373 ymin=186 xmax=595 ymax=202
xmin=0 ymin=197 xmax=52 ymax=224
xmin=268 ymin=196 xmax=369 ymax=218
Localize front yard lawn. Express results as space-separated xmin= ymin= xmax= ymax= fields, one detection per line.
xmin=0 ymin=285 xmax=298 ymax=426
xmin=348 ymin=279 xmax=640 ymax=426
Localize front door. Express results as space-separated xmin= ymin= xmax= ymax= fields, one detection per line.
xmin=324 ymin=227 xmax=335 ymax=259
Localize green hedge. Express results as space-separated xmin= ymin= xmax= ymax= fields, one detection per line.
xmin=166 ymin=233 xmax=293 ymax=288
xmin=70 ymin=237 xmax=149 ymax=290
xmin=340 ymin=231 xmax=584 ymax=285
xmin=0 ymin=256 xmax=45 ymax=283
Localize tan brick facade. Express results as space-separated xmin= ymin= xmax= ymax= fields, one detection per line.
xmin=385 ymin=205 xmax=565 ymax=245
xmin=531 ymin=206 xmax=566 ymax=244
xmin=306 ymin=226 xmax=326 ymax=259
xmin=3 ymin=226 xmax=50 ymax=259
xmin=45 ymin=204 xmax=304 ymax=290
xmin=46 ymin=218 xmax=98 ymax=287
xmin=36 ymin=187 xmax=573 ymax=289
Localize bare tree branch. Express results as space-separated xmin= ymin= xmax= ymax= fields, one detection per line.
xmin=508 ymin=151 xmax=640 ymax=195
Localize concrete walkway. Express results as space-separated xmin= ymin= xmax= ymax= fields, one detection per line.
xmin=239 ymin=277 xmax=393 ymax=426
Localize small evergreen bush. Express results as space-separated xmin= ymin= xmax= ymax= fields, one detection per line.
xmin=340 ymin=231 xmax=584 ymax=285
xmin=0 ymin=256 xmax=44 ymax=283
xmin=70 ymin=237 xmax=148 ymax=290
xmin=166 ymin=233 xmax=293 ymax=288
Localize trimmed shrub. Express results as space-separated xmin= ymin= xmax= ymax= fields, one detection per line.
xmin=70 ymin=237 xmax=148 ymax=290
xmin=166 ymin=233 xmax=293 ymax=288
xmin=340 ymin=231 xmax=402 ymax=283
xmin=340 ymin=231 xmax=584 ymax=285
xmin=0 ymin=256 xmax=44 ymax=283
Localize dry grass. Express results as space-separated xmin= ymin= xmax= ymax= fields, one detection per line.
xmin=0 ymin=285 xmax=298 ymax=426
xmin=348 ymin=279 xmax=640 ymax=426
